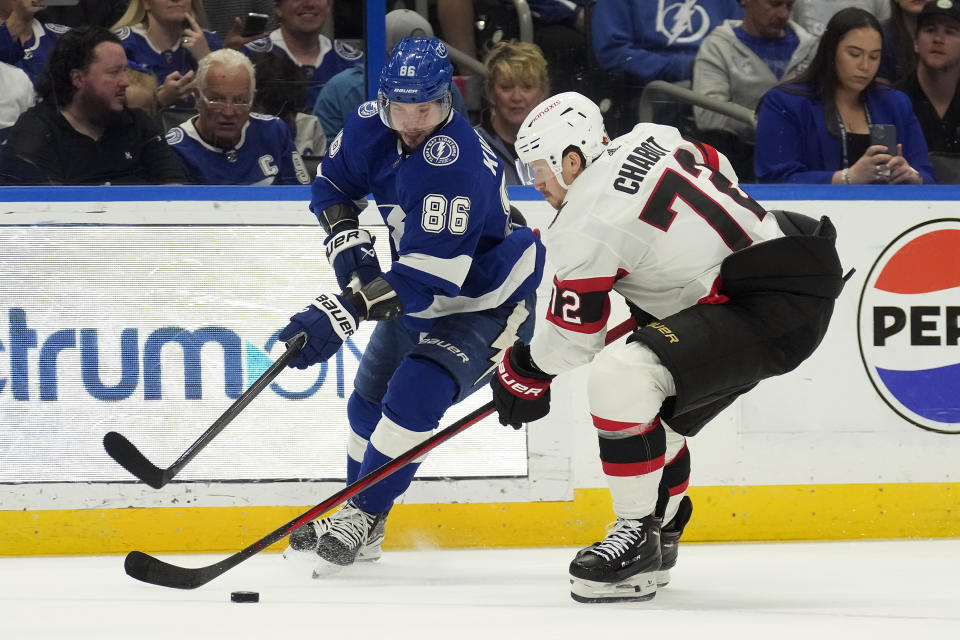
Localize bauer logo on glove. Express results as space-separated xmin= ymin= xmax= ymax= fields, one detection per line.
xmin=279 ymin=292 xmax=359 ymax=369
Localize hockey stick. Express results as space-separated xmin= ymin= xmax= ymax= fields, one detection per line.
xmin=123 ymin=318 xmax=637 ymax=590
xmin=103 ymin=332 xmax=308 ymax=489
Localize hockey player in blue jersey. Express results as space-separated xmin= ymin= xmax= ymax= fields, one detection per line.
xmin=165 ymin=49 xmax=310 ymax=185
xmin=278 ymin=36 xmax=545 ymax=576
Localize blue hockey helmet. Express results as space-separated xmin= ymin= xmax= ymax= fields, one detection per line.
xmin=378 ymin=37 xmax=453 ymax=132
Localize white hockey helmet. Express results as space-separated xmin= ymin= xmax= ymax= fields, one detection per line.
xmin=515 ymin=92 xmax=609 ymax=188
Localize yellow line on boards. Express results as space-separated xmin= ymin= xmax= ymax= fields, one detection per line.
xmin=2 ymin=484 xmax=956 ymax=556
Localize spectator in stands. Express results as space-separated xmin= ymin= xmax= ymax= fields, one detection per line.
xmin=879 ymin=0 xmax=933 ymax=84
xmin=0 ymin=27 xmax=185 ymax=185
xmin=474 ymin=40 xmax=550 ymax=185
xmin=242 ymin=0 xmax=362 ymax=111
xmin=900 ymin=0 xmax=960 ymax=181
xmin=754 ymin=7 xmax=933 ymax=183
xmin=693 ymin=0 xmax=818 ymax=180
xmin=253 ymin=50 xmax=326 ymax=156
xmin=112 ymin=0 xmax=222 ymax=108
xmin=42 ymin=1 xmax=129 ymax=29
xmin=203 ymin=0 xmax=274 ymax=42
xmin=0 ymin=0 xmax=69 ymax=82
xmin=526 ymin=0 xmax=589 ymax=95
xmin=791 ymin=0 xmax=891 ymax=37
xmin=590 ymin=0 xmax=742 ymax=87
xmin=165 ymin=48 xmax=311 ymax=184
xmin=312 ymin=9 xmax=467 ymax=141
xmin=0 ymin=59 xmax=32 ymax=143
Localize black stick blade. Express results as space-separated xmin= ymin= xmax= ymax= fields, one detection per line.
xmin=103 ymin=432 xmax=169 ymax=489
xmin=125 ymin=551 xmax=215 ymax=590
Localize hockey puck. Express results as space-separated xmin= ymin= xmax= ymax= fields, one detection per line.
xmin=230 ymin=590 xmax=259 ymax=603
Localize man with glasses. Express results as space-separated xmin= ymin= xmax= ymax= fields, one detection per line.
xmin=165 ymin=48 xmax=310 ymax=184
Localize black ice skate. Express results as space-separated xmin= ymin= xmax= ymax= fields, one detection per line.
xmin=311 ymin=500 xmax=388 ymax=578
xmin=282 ymin=502 xmax=385 ymax=570
xmin=657 ymin=495 xmax=693 ymax=587
xmin=569 ymin=515 xmax=661 ymax=603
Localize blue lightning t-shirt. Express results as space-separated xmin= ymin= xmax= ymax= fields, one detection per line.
xmin=165 ymin=113 xmax=311 ymax=185
xmin=311 ymin=102 xmax=545 ymax=332
xmin=242 ymin=29 xmax=362 ymax=111
xmin=115 ymin=25 xmax=222 ymax=85
xmin=0 ymin=21 xmax=69 ymax=82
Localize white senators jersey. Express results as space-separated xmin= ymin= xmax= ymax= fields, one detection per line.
xmin=530 ymin=122 xmax=785 ymax=375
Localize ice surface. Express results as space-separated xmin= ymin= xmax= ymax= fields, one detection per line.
xmin=3 ymin=540 xmax=958 ymax=639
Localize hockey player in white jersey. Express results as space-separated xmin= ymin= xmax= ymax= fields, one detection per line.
xmin=490 ymin=92 xmax=846 ymax=603
xmin=276 ymin=37 xmax=545 ymax=577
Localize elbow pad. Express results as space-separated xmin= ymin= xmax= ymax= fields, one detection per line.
xmin=344 ymin=276 xmax=403 ymax=321
xmin=318 ymin=201 xmax=360 ymax=235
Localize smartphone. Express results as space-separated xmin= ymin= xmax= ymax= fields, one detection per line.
xmin=870 ymin=124 xmax=897 ymax=177
xmin=870 ymin=124 xmax=897 ymax=155
xmin=43 ymin=0 xmax=81 ymax=6
xmin=242 ymin=13 xmax=269 ymax=37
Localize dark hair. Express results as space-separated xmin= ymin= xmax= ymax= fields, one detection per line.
xmin=252 ymin=50 xmax=308 ymax=120
xmin=35 ymin=26 xmax=122 ymax=106
xmin=774 ymin=7 xmax=883 ymax=136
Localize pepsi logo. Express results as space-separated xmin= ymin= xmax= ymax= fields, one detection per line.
xmin=857 ymin=219 xmax=960 ymax=434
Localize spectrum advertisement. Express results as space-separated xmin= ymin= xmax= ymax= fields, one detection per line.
xmin=0 ymin=225 xmax=524 ymax=484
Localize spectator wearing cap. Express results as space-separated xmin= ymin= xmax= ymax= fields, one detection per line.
xmin=242 ymin=0 xmax=362 ymax=111
xmin=0 ymin=27 xmax=185 ymax=185
xmin=112 ymin=0 xmax=222 ymax=108
xmin=0 ymin=59 xmax=32 ymax=143
xmin=165 ymin=48 xmax=311 ymax=185
xmin=0 ymin=0 xmax=70 ymax=82
xmin=474 ymin=40 xmax=550 ymax=185
xmin=692 ymin=0 xmax=818 ymax=179
xmin=311 ymin=9 xmax=467 ymax=141
xmin=899 ymin=0 xmax=960 ymax=154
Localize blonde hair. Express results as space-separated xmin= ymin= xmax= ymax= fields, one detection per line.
xmin=125 ymin=66 xmax=159 ymax=115
xmin=482 ymin=40 xmax=550 ymax=97
xmin=112 ymin=0 xmax=210 ymax=30
xmin=195 ymin=48 xmax=256 ymax=99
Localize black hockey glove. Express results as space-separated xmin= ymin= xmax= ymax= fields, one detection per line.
xmin=490 ymin=340 xmax=555 ymax=429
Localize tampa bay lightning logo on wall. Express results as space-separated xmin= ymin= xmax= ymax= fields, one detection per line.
xmin=424 ymin=136 xmax=459 ymax=166
xmin=358 ymin=101 xmax=378 ymax=118
xmin=857 ymin=219 xmax=960 ymax=434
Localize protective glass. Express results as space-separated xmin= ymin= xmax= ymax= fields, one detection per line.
xmin=378 ymin=92 xmax=452 ymax=132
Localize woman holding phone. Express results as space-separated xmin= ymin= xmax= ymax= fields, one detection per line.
xmin=112 ymin=0 xmax=222 ymax=108
xmin=755 ymin=7 xmax=933 ymax=184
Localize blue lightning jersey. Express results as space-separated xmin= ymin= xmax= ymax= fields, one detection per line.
xmin=0 ymin=21 xmax=69 ymax=82
xmin=114 ymin=25 xmax=222 ymax=85
xmin=165 ymin=113 xmax=311 ymax=185
xmin=311 ymin=102 xmax=545 ymax=333
xmin=242 ymin=30 xmax=362 ymax=111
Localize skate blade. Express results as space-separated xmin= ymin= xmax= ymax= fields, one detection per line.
xmin=570 ymin=572 xmax=657 ymax=603
xmin=655 ymin=569 xmax=671 ymax=587
xmin=311 ymin=559 xmax=347 ymax=579
xmin=282 ymin=545 xmax=318 ymax=565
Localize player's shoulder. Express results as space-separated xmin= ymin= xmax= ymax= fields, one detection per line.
xmin=413 ymin=115 xmax=486 ymax=171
